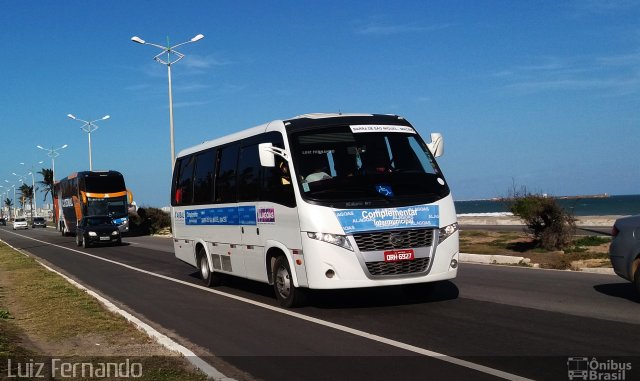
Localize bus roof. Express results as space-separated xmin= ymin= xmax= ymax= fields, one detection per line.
xmin=175 ymin=113 xmax=413 ymax=159
xmin=57 ymin=170 xmax=124 ymax=182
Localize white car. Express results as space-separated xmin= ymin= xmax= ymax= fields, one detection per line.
xmin=12 ymin=217 xmax=28 ymax=230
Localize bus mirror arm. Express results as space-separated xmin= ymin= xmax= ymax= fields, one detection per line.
xmin=259 ymin=143 xmax=290 ymax=167
xmin=426 ymin=133 xmax=444 ymax=158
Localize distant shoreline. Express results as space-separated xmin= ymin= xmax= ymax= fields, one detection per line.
xmin=455 ymin=194 xmax=640 ymax=217
xmin=457 ymin=214 xmax=621 ymax=227
xmin=455 ymin=193 xmax=638 ymax=203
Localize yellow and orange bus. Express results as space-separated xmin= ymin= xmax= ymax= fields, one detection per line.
xmin=54 ymin=171 xmax=132 ymax=235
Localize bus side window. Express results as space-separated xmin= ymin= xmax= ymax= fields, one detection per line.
xmin=193 ymin=148 xmax=216 ymax=204
xmin=176 ymin=155 xmax=195 ymax=205
xmin=262 ymin=156 xmax=296 ymax=208
xmin=215 ymin=144 xmax=239 ymax=204
xmin=237 ymin=145 xmax=261 ymax=202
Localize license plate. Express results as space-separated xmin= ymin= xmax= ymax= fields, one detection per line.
xmin=384 ymin=249 xmax=415 ymax=262
xmin=99 ymin=236 xmax=110 ymax=241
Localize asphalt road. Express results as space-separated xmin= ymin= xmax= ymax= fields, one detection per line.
xmin=1 ymin=226 xmax=638 ymax=381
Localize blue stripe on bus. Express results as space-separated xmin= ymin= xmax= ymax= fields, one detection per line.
xmin=185 ymin=206 xmax=257 ymax=226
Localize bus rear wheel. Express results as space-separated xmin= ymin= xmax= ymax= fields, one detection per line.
xmin=197 ymin=248 xmax=222 ymax=287
xmin=273 ymin=256 xmax=304 ymax=308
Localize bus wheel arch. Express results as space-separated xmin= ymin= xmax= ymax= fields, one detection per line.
xmin=196 ymin=243 xmax=222 ymax=287
xmin=268 ymin=248 xmax=305 ymax=308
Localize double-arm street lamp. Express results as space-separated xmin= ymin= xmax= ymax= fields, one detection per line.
xmin=36 ymin=144 xmax=68 ymax=184
xmin=130 ymin=33 xmax=204 ymax=168
xmin=67 ymin=114 xmax=109 ymax=171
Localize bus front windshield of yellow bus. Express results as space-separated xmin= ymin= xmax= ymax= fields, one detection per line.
xmin=87 ymin=197 xmax=128 ymax=218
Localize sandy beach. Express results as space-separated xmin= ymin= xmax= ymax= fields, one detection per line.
xmin=457 ymin=214 xmax=623 ymax=227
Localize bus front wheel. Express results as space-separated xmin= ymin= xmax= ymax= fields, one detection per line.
xmin=273 ymin=256 xmax=304 ymax=308
xmin=197 ymin=248 xmax=222 ymax=287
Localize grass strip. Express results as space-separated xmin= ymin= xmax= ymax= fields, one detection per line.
xmin=0 ymin=242 xmax=206 ymax=381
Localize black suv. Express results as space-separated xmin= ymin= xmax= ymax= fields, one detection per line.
xmin=32 ymin=217 xmax=47 ymax=228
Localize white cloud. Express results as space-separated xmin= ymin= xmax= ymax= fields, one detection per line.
xmin=356 ymin=21 xmax=451 ymax=36
xmin=495 ymin=54 xmax=640 ymax=96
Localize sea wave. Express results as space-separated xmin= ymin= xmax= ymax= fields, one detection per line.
xmin=457 ymin=212 xmax=514 ymax=217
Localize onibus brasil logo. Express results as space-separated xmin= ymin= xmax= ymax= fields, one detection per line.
xmin=567 ymin=357 xmax=632 ymax=380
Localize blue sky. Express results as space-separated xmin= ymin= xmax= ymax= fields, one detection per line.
xmin=0 ymin=0 xmax=638 ymax=207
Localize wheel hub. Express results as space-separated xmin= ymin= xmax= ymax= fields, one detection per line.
xmin=275 ymin=266 xmax=291 ymax=298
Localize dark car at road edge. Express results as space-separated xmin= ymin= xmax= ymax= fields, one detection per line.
xmin=609 ymin=215 xmax=640 ymax=294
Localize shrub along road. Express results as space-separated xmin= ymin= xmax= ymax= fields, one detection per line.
xmin=0 ymin=225 xmax=639 ymax=381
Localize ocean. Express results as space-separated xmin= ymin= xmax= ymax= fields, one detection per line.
xmin=454 ymin=194 xmax=640 ymax=216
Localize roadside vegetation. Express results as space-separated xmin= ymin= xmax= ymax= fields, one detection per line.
xmin=502 ymin=185 xmax=576 ymax=251
xmin=460 ymin=230 xmax=611 ymax=269
xmin=0 ymin=242 xmax=206 ymax=380
xmin=128 ymin=207 xmax=171 ymax=236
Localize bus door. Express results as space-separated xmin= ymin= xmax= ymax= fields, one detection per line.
xmin=239 ymin=204 xmax=264 ymax=282
xmin=213 ymin=144 xmax=246 ymax=278
xmin=237 ymin=144 xmax=265 ymax=281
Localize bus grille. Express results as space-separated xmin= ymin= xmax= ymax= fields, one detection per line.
xmin=352 ymin=229 xmax=435 ymax=252
xmin=366 ymin=258 xmax=430 ymax=276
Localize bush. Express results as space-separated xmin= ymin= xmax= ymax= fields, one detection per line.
xmin=128 ymin=207 xmax=171 ymax=235
xmin=504 ymin=189 xmax=576 ymax=251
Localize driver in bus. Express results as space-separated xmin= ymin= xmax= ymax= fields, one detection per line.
xmin=279 ymin=161 xmax=292 ymax=185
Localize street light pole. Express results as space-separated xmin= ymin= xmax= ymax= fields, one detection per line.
xmin=3 ymin=180 xmax=15 ymax=220
xmin=36 ymin=144 xmax=67 ymax=225
xmin=131 ymin=34 xmax=204 ymax=168
xmin=67 ymin=115 xmax=109 ymax=171
xmin=20 ymin=161 xmax=43 ymax=217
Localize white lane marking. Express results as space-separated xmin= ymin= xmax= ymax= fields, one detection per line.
xmin=1 ymin=230 xmax=532 ymax=381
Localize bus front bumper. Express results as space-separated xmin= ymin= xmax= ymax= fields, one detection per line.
xmin=298 ymin=232 xmax=459 ymax=290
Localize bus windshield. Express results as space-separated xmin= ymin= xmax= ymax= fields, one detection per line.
xmin=84 ymin=175 xmax=126 ymax=193
xmin=288 ymin=125 xmax=450 ymax=208
xmin=86 ymin=196 xmax=128 ymax=218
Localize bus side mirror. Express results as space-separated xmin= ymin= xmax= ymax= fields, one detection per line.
xmin=427 ymin=133 xmax=444 ymax=158
xmin=259 ymin=143 xmax=276 ymax=167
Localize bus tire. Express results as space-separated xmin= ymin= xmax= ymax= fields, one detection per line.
xmin=273 ymin=256 xmax=304 ymax=308
xmin=198 ymin=248 xmax=222 ymax=287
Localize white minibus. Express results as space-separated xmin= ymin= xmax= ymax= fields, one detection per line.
xmin=171 ymin=113 xmax=458 ymax=307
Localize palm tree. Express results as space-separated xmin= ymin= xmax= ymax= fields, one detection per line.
xmin=38 ymin=168 xmax=54 ymax=203
xmin=4 ymin=198 xmax=13 ymax=220
xmin=19 ymin=184 xmax=34 ymax=222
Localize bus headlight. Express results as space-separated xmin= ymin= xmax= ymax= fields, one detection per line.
xmin=439 ymin=222 xmax=459 ymax=243
xmin=88 ymin=231 xmax=97 ymax=237
xmin=307 ymin=232 xmax=354 ymax=251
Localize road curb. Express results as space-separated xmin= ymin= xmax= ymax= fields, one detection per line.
xmin=460 ymin=253 xmax=530 ymax=265
xmin=460 ymin=253 xmax=616 ymax=274
xmin=0 ymin=237 xmax=233 ymax=381
xmin=36 ymin=261 xmax=235 ymax=381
